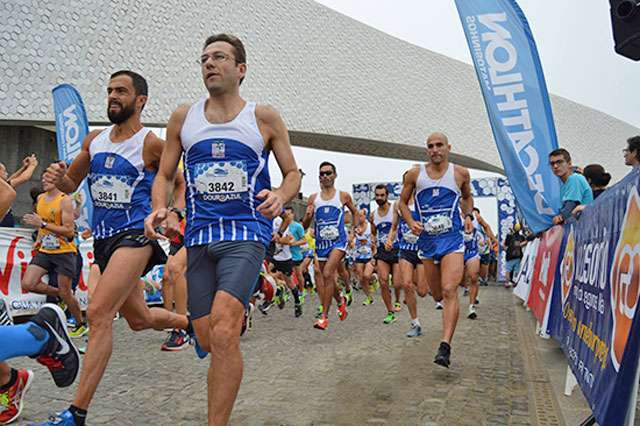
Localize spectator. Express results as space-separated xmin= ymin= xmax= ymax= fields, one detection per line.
xmin=502 ymin=223 xmax=526 ymax=288
xmin=572 ymin=164 xmax=611 ymax=219
xmin=548 ymin=148 xmax=593 ymax=226
xmin=624 ymin=135 xmax=640 ymax=168
xmin=0 ymin=155 xmax=39 ymax=227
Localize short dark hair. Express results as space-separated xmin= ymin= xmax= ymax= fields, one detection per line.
xmin=628 ymin=136 xmax=640 ymax=162
xmin=374 ymin=184 xmax=388 ymax=195
xmin=203 ymin=33 xmax=247 ymax=85
xmin=110 ymin=70 xmax=148 ymax=111
xmin=284 ymin=205 xmax=293 ymax=212
xmin=319 ymin=161 xmax=336 ymax=173
xmin=583 ymin=164 xmax=611 ymax=187
xmin=549 ymin=148 xmax=571 ymax=163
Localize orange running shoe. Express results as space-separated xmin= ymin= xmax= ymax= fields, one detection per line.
xmin=314 ymin=315 xmax=327 ymax=330
xmin=337 ymin=296 xmax=348 ymax=321
xmin=0 ymin=369 xmax=34 ymax=425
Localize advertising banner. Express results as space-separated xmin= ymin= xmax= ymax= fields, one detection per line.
xmin=527 ymin=225 xmax=563 ymax=323
xmin=454 ymin=0 xmax=561 ymax=234
xmin=513 ymin=237 xmax=539 ymax=302
xmin=547 ymin=169 xmax=640 ymax=425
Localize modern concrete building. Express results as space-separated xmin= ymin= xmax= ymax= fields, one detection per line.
xmin=1 ymin=0 xmax=637 ymax=218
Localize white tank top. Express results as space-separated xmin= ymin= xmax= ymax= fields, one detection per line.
xmin=313 ymin=190 xmax=347 ymax=249
xmin=373 ymin=204 xmax=395 ymax=246
xmin=414 ymin=163 xmax=462 ymax=237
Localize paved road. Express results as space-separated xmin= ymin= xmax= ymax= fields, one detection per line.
xmin=11 ymin=284 xmax=555 ymax=425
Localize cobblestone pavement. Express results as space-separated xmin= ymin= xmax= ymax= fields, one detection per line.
xmin=13 ymin=284 xmax=540 ymax=425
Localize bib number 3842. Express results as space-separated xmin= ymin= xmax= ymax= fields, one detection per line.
xmin=195 ymin=161 xmax=248 ymax=202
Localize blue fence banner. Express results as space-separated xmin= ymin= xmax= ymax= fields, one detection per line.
xmin=546 ymin=167 xmax=640 ymax=425
xmin=52 ymin=84 xmax=92 ymax=231
xmin=454 ymin=0 xmax=561 ymax=234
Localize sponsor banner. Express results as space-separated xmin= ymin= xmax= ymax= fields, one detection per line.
xmin=0 ymin=228 xmax=166 ymax=316
xmin=547 ymin=169 xmax=640 ymax=425
xmin=513 ymin=237 xmax=539 ymax=302
xmin=454 ymin=0 xmax=561 ymax=234
xmin=527 ymin=225 xmax=563 ymax=323
xmin=52 ymin=84 xmax=93 ymax=231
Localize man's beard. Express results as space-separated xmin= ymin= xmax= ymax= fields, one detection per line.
xmin=108 ymin=100 xmax=136 ymax=124
xmin=375 ymin=199 xmax=386 ymax=206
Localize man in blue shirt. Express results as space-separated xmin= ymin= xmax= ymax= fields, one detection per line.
xmin=548 ymin=148 xmax=593 ymax=225
xmin=287 ymin=207 xmax=307 ymax=299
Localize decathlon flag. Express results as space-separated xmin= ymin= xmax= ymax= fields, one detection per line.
xmin=52 ymin=84 xmax=92 ymax=231
xmin=455 ymin=0 xmax=561 ymax=234
xmin=546 ymin=168 xmax=640 ymax=426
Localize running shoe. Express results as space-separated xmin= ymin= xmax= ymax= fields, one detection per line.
xmin=66 ymin=316 xmax=76 ymax=327
xmin=382 ymin=312 xmax=396 ymax=324
xmin=162 ymin=328 xmax=190 ymax=350
xmin=345 ymin=289 xmax=352 ymax=306
xmin=315 ymin=305 xmax=323 ymax=318
xmin=299 ymin=292 xmax=305 ymax=304
xmin=434 ymin=342 xmax=451 ymax=368
xmin=294 ymin=302 xmax=303 ymax=318
xmin=258 ymin=300 xmax=271 ymax=315
xmin=275 ymin=286 xmax=286 ymax=309
xmin=362 ymin=296 xmax=374 ymax=306
xmin=435 ymin=301 xmax=443 ymax=310
xmin=394 ymin=302 xmax=402 ymax=312
xmin=337 ymin=297 xmax=348 ymax=321
xmin=0 ymin=369 xmax=34 ymax=425
xmin=0 ymin=299 xmax=13 ymax=326
xmin=406 ymin=324 xmax=422 ymax=338
xmin=463 ymin=288 xmax=469 ymax=296
xmin=467 ymin=305 xmax=477 ymax=320
xmin=30 ymin=304 xmax=80 ymax=388
xmin=28 ymin=409 xmax=77 ymax=426
xmin=475 ymin=297 xmax=480 ymax=305
xmin=313 ymin=315 xmax=327 ymax=330
xmin=68 ymin=323 xmax=88 ymax=339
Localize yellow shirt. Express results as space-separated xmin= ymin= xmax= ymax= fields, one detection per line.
xmin=36 ymin=193 xmax=77 ymax=254
xmin=305 ymin=229 xmax=315 ymax=252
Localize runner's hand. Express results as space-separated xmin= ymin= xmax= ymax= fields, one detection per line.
xmin=409 ymin=220 xmax=424 ymax=236
xmin=32 ymin=240 xmax=41 ymax=250
xmin=23 ymin=213 xmax=43 ymax=227
xmin=144 ymin=208 xmax=169 ymax=240
xmin=256 ymin=189 xmax=284 ymax=219
xmin=43 ymin=161 xmax=67 ymax=186
xmin=464 ymin=216 xmax=473 ymax=233
xmin=162 ymin=211 xmax=181 ymax=240
xmin=384 ymin=239 xmax=393 ymax=251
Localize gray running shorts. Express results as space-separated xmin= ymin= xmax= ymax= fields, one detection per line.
xmin=186 ymin=241 xmax=265 ymax=320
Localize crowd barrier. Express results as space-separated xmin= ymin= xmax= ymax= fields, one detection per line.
xmin=514 ymin=167 xmax=640 ymax=426
xmin=0 ymin=228 xmax=166 ymax=317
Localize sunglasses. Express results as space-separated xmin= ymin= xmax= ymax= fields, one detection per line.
xmin=319 ymin=170 xmax=334 ymax=177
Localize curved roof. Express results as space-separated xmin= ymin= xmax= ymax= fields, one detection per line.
xmin=1 ymin=0 xmax=637 ymax=179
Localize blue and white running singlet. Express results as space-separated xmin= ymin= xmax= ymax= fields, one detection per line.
xmin=181 ymin=100 xmax=272 ymax=247
xmin=415 ymin=163 xmax=464 ymax=261
xmin=88 ymin=126 xmax=155 ymax=239
xmin=398 ymin=204 xmax=419 ymax=253
xmin=478 ymin=223 xmax=490 ymax=256
xmin=463 ymin=216 xmax=479 ymax=263
xmin=354 ymin=222 xmax=373 ymax=261
xmin=373 ymin=205 xmax=398 ymax=249
xmin=313 ymin=190 xmax=347 ymax=260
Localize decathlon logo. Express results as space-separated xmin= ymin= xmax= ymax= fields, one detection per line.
xmin=610 ymin=188 xmax=640 ymax=371
xmin=62 ymin=104 xmax=83 ymax=158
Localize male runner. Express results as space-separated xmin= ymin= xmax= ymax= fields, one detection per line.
xmin=21 ymin=175 xmax=87 ymax=338
xmin=287 ymin=207 xmax=307 ymax=299
xmin=36 ymin=70 xmax=191 ymax=426
xmin=399 ymin=132 xmax=474 ymax=368
xmin=462 ymin=212 xmax=480 ymax=319
xmin=303 ymin=161 xmax=357 ymax=330
xmin=272 ymin=209 xmax=303 ymax=317
xmin=370 ymin=184 xmax=400 ymax=324
xmin=350 ymin=209 xmax=375 ymax=305
xmin=475 ymin=207 xmax=497 ymax=286
xmin=145 ymin=34 xmax=300 ymax=426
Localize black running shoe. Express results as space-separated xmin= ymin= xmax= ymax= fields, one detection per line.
xmin=161 ymin=328 xmax=190 ymax=351
xmin=258 ymin=300 xmax=271 ymax=315
xmin=294 ymin=302 xmax=303 ymax=318
xmin=30 ymin=303 xmax=80 ymax=387
xmin=240 ymin=308 xmax=250 ymax=336
xmin=434 ymin=342 xmax=451 ymax=368
xmin=276 ymin=286 xmax=285 ymax=310
xmin=0 ymin=298 xmax=13 ymax=326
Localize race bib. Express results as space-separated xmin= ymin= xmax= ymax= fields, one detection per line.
xmin=91 ymin=174 xmax=133 ymax=208
xmin=402 ymin=230 xmax=418 ymax=245
xmin=194 ymin=161 xmax=248 ymax=202
xmin=356 ymin=245 xmax=371 ymax=257
xmin=378 ymin=232 xmax=389 ymax=244
xmin=463 ymin=232 xmax=475 ymax=242
xmin=423 ymin=213 xmax=453 ymax=236
xmin=41 ymin=234 xmax=60 ymax=251
xmin=319 ymin=224 xmax=339 ymax=241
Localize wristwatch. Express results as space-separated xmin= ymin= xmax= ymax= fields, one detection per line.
xmin=169 ymin=207 xmax=185 ymax=221
xmin=40 ymin=221 xmax=47 ymax=229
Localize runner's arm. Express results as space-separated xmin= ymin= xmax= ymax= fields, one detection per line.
xmin=257 ymin=106 xmax=301 ymax=219
xmin=475 ymin=212 xmax=496 ymax=241
xmin=369 ymin=211 xmax=377 ymax=244
xmin=399 ymin=167 xmax=422 ymax=235
xmin=0 ymin=179 xmax=16 ymax=219
xmin=302 ymin=193 xmax=316 ymax=229
xmin=24 ymin=196 xmax=75 ymax=240
xmin=9 ymin=155 xmax=38 ymax=188
xmin=44 ymin=130 xmax=99 ymax=193
xmin=457 ymin=165 xmax=474 ymax=232
xmin=386 ymin=201 xmax=400 ymax=251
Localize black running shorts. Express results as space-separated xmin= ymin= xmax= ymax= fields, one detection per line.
xmin=93 ymin=229 xmax=167 ymax=275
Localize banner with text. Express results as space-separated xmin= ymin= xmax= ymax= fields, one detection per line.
xmin=546 ymin=168 xmax=640 ymax=425
xmin=454 ymin=0 xmax=560 ymax=234
xmin=52 ymin=84 xmax=92 ymax=231
xmin=527 ymin=225 xmax=563 ymax=324
xmin=513 ymin=237 xmax=539 ymax=302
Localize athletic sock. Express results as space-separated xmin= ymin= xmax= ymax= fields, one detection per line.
xmin=69 ymin=405 xmax=87 ymax=426
xmin=291 ymin=287 xmax=300 ymax=304
xmin=0 ymin=322 xmax=50 ymax=362
xmin=0 ymin=368 xmax=17 ymax=390
xmin=412 ymin=318 xmax=421 ymax=328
